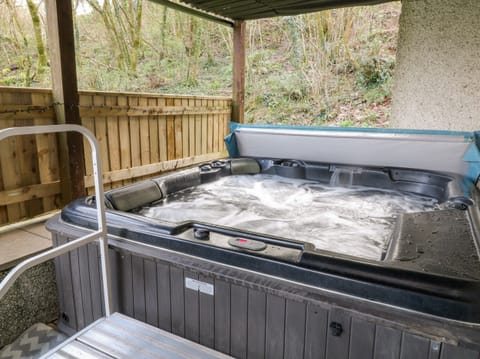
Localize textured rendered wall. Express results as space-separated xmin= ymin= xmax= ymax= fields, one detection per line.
xmin=0 ymin=261 xmax=58 ymax=348
xmin=391 ymin=0 xmax=480 ymax=130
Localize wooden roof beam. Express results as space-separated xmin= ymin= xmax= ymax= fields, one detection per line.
xmin=149 ymin=0 xmax=234 ymax=27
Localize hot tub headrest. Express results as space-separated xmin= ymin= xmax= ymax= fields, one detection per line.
xmin=105 ymin=180 xmax=163 ymax=211
xmin=230 ymin=158 xmax=261 ymax=175
xmin=153 ymin=168 xmax=202 ymax=196
xmin=105 ymin=159 xmax=259 ymax=211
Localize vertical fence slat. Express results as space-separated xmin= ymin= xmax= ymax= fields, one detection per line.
xmin=93 ymin=94 xmax=111 ymax=190
xmin=166 ymin=98 xmax=176 ymax=161
xmin=188 ymin=98 xmax=195 ymax=157
xmin=15 ymin=93 xmax=36 ymax=219
xmin=0 ymin=92 xmax=26 ymax=221
xmin=174 ymin=98 xmax=183 ymax=159
xmin=138 ymin=96 xmax=150 ymax=168
xmin=207 ymin=99 xmax=214 ymax=154
xmin=32 ymin=91 xmax=59 ymax=212
xmin=80 ymin=94 xmax=94 ymax=195
xmin=218 ymin=101 xmax=224 ymax=153
xmin=213 ymin=99 xmax=220 ymax=153
xmin=158 ymin=98 xmax=167 ymax=163
xmin=148 ymin=97 xmax=159 ymax=165
xmin=222 ymin=100 xmax=230 ymax=151
xmin=195 ymin=98 xmax=202 ymax=156
xmin=118 ymin=95 xmax=131 ymax=185
xmin=128 ymin=96 xmax=141 ymax=169
xmin=201 ymin=99 xmax=208 ymax=155
xmin=181 ymin=98 xmax=189 ymax=158
xmin=17 ymin=114 xmax=43 ymax=217
xmin=156 ymin=97 xmax=163 ymax=165
xmin=106 ymin=95 xmax=121 ymax=188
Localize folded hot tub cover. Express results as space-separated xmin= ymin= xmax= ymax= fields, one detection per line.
xmin=225 ymin=122 xmax=480 ymax=189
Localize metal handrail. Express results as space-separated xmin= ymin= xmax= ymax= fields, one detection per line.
xmin=0 ymin=125 xmax=112 ymax=316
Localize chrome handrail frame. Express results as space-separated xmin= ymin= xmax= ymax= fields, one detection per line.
xmin=0 ymin=125 xmax=112 ymax=316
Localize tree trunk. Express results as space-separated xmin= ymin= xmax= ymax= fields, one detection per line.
xmin=4 ymin=0 xmax=33 ymax=85
xmin=26 ymin=0 xmax=48 ymax=74
xmin=85 ymin=0 xmax=143 ymax=74
xmin=186 ymin=16 xmax=201 ymax=86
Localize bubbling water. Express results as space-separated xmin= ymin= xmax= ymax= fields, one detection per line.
xmin=138 ymin=174 xmax=440 ymax=260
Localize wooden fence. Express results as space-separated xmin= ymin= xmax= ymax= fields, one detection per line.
xmin=0 ymin=87 xmax=231 ymax=225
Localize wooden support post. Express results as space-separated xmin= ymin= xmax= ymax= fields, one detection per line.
xmin=232 ymin=20 xmax=246 ymax=124
xmin=46 ymin=0 xmax=85 ymax=202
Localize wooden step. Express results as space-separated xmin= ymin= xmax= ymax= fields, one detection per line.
xmin=43 ymin=313 xmax=231 ymax=359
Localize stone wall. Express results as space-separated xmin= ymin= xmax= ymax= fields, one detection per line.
xmin=0 ymin=261 xmax=59 ymax=348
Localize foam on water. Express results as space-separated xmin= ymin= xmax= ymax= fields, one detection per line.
xmin=138 ymin=174 xmax=440 ymax=260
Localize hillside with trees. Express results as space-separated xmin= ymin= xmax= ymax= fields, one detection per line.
xmin=0 ymin=0 xmax=400 ymax=126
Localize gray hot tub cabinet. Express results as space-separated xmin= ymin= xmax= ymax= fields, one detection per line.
xmin=49 ymin=126 xmax=480 ymax=358
xmin=48 ymin=215 xmax=480 ymax=359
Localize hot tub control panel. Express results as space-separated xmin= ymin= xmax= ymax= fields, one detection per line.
xmin=177 ymin=228 xmax=303 ymax=263
xmin=228 ymin=237 xmax=267 ymax=251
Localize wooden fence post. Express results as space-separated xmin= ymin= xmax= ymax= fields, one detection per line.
xmin=232 ymin=20 xmax=246 ymax=124
xmin=46 ymin=0 xmax=86 ymax=202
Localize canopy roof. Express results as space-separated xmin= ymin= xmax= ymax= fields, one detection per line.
xmin=184 ymin=0 xmax=390 ymax=19
xmin=151 ymin=0 xmax=392 ymax=25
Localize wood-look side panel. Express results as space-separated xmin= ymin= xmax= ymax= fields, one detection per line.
xmin=440 ymin=344 xmax=480 ymax=359
xmin=185 ymin=271 xmax=200 ymax=342
xmin=119 ymin=252 xmax=134 ymax=317
xmin=156 ymin=261 xmax=172 ymax=332
xmin=144 ymin=259 xmax=158 ymax=327
xmin=199 ymin=275 xmax=215 ymax=348
xmin=265 ymin=294 xmax=286 ymax=359
xmin=304 ymin=304 xmax=328 ymax=359
xmin=326 ymin=309 xmax=351 ymax=359
xmin=214 ymin=279 xmax=231 ymax=354
xmin=284 ymin=300 xmax=306 ymax=359
xmin=230 ymin=284 xmax=248 ymax=359
xmin=374 ymin=326 xmax=402 ymax=359
xmin=349 ymin=318 xmax=375 ymax=359
xmin=400 ymin=332 xmax=431 ymax=359
xmin=69 ymin=247 xmax=86 ymax=330
xmin=247 ymin=289 xmax=266 ymax=359
xmin=54 ymin=235 xmax=78 ymax=330
xmin=170 ymin=266 xmax=185 ymax=337
xmin=132 ymin=255 xmax=146 ymax=322
xmin=77 ymin=245 xmax=94 ymax=325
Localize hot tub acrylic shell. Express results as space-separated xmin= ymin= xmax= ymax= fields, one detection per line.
xmin=48 ymin=159 xmax=480 ymax=358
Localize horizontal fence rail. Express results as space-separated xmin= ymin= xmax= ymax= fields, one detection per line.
xmin=0 ymin=87 xmax=232 ymax=225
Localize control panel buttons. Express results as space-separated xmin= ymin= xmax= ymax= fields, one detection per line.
xmin=228 ymin=237 xmax=267 ymax=251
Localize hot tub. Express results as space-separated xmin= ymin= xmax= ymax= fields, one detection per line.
xmin=48 ymin=125 xmax=480 ymax=358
